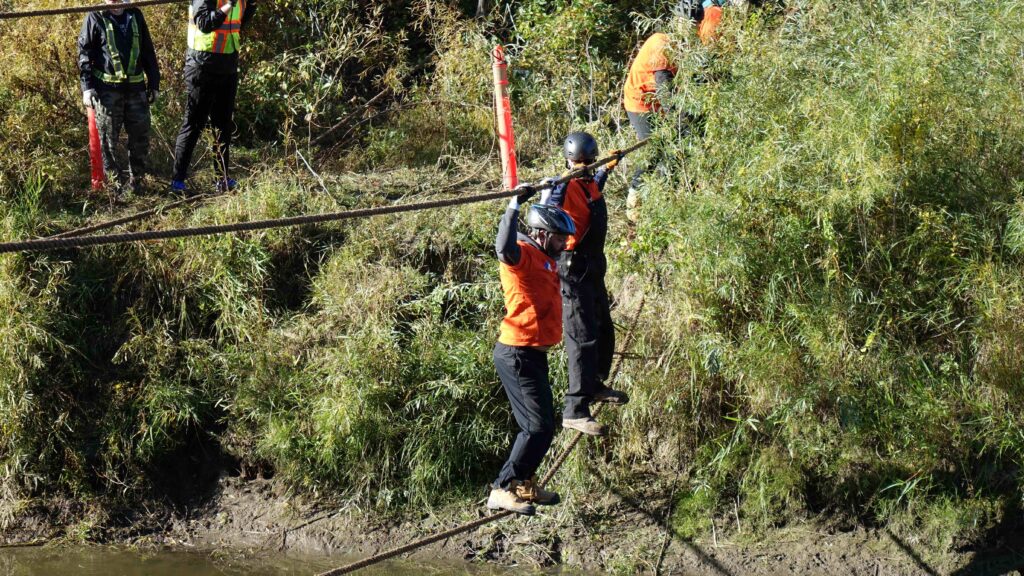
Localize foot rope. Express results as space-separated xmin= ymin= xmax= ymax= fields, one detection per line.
xmin=316 ymin=293 xmax=646 ymax=576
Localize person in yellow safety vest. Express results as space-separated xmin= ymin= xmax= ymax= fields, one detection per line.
xmin=78 ymin=0 xmax=160 ymax=195
xmin=170 ymin=0 xmax=256 ymax=195
xmin=621 ymin=1 xmax=726 ymax=220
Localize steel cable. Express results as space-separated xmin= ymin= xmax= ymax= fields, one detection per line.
xmin=0 ymin=140 xmax=647 ymax=254
xmin=0 ymin=0 xmax=179 ymax=19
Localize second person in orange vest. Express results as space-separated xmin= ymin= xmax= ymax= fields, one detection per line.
xmin=170 ymin=0 xmax=256 ymax=195
xmin=542 ymin=132 xmax=629 ymax=438
xmin=622 ymin=32 xmax=675 ymax=222
xmin=621 ymin=3 xmax=725 ymax=220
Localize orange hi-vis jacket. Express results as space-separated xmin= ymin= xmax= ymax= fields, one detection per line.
xmin=698 ymin=5 xmax=723 ymax=43
xmin=623 ymin=33 xmax=677 ymax=114
xmin=498 ymin=238 xmax=563 ymax=348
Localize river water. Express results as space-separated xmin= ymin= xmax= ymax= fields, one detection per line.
xmin=0 ymin=545 xmax=582 ymax=575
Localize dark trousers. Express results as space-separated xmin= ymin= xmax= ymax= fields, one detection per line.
xmin=492 ymin=342 xmax=555 ymax=489
xmin=172 ymin=70 xmax=238 ymax=181
xmin=94 ymin=89 xmax=150 ymax=180
xmin=559 ymin=254 xmax=615 ymax=420
xmin=626 ymin=111 xmax=652 ymax=189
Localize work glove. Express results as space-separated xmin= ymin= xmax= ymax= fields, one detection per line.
xmin=82 ymin=89 xmax=97 ymax=108
xmin=510 ymin=183 xmax=536 ymax=209
xmin=605 ymin=149 xmax=623 ymax=170
xmin=147 ymin=89 xmax=159 ymax=105
xmin=219 ymin=1 xmax=233 ymax=14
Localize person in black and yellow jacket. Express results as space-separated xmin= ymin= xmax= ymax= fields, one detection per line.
xmin=487 ymin=186 xmax=576 ymax=516
xmin=170 ymin=0 xmax=256 ymax=194
xmin=78 ymin=0 xmax=160 ymax=195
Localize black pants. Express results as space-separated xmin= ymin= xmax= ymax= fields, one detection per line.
xmin=559 ymin=253 xmax=615 ymax=420
xmin=172 ymin=70 xmax=238 ymax=182
xmin=492 ymin=342 xmax=555 ymax=489
xmin=627 ymin=111 xmax=652 ymax=189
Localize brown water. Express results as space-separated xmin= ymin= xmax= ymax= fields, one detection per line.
xmin=0 ymin=545 xmax=576 ymax=576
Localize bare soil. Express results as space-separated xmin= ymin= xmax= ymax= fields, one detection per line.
xmin=7 ymin=472 xmax=1023 ymax=575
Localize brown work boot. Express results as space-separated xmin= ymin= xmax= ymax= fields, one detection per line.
xmin=593 ymin=386 xmax=629 ymax=405
xmin=487 ymin=482 xmax=536 ymax=516
xmin=515 ymin=477 xmax=560 ymax=506
xmin=562 ymin=417 xmax=607 ymax=436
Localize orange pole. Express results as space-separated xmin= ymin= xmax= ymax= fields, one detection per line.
xmin=491 ymin=45 xmax=518 ymax=189
xmin=87 ymin=108 xmax=104 ymax=191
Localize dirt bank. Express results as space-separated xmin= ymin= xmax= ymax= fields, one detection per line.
xmin=5 ymin=473 xmax=1021 ymax=575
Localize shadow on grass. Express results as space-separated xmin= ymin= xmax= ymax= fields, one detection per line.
xmin=585 ymin=461 xmax=734 ymax=576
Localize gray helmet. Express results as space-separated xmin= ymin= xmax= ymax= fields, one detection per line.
xmin=563 ymin=131 xmax=599 ymax=164
xmin=527 ymin=204 xmax=576 ymax=236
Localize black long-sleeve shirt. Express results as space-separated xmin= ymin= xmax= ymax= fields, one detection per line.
xmin=185 ymin=0 xmax=257 ymax=77
xmin=78 ymin=9 xmax=160 ymax=93
xmin=496 ymin=207 xmax=523 ymax=266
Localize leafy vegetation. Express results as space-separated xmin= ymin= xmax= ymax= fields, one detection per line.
xmin=1 ymin=0 xmax=1024 ymax=561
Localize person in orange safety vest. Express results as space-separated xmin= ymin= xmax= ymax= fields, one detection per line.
xmin=487 ymin=186 xmax=576 ymax=516
xmin=541 ymin=132 xmax=630 ymax=438
xmin=622 ymin=1 xmax=725 ymax=220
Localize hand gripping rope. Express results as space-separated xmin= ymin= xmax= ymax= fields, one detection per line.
xmin=316 ymin=294 xmax=647 ymax=576
xmin=0 ymin=140 xmax=647 ymax=254
xmin=0 ymin=0 xmax=179 ymax=20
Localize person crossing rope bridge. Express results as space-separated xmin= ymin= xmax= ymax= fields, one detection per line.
xmin=542 ymin=131 xmax=629 ymax=437
xmin=487 ymin=184 xmax=576 ymax=515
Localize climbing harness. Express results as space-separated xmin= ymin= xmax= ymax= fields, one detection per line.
xmin=0 ymin=140 xmax=647 ymax=254
xmin=316 ymin=294 xmax=646 ymax=575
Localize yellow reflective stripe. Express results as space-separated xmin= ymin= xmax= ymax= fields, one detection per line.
xmin=187 ymin=1 xmax=242 ymax=54
xmin=96 ymin=14 xmax=144 ymax=84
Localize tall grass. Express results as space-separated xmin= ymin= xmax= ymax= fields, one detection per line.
xmin=0 ymin=0 xmax=1022 ymax=558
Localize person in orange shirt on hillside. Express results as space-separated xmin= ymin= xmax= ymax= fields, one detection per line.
xmin=487 ymin=185 xmax=576 ymax=516
xmin=622 ymin=2 xmax=725 ymax=220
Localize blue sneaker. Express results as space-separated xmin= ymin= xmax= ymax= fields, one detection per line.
xmin=170 ymin=179 xmax=187 ymax=193
xmin=216 ymin=178 xmax=237 ymax=193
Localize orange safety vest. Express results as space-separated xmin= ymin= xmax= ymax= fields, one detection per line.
xmin=623 ymin=33 xmax=677 ymax=114
xmin=498 ymin=240 xmax=562 ymax=348
xmin=188 ymin=0 xmax=247 ymax=54
xmin=559 ymin=178 xmax=601 ymax=251
xmin=698 ymin=5 xmax=723 ymax=43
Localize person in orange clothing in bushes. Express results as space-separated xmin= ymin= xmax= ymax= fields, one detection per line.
xmin=486 ymin=184 xmax=576 ymax=516
xmin=622 ymin=2 xmax=725 ymax=220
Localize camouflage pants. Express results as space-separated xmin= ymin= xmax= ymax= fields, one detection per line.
xmin=94 ymin=89 xmax=151 ymax=181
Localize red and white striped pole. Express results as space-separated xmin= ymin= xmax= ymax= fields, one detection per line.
xmin=491 ymin=45 xmax=518 ymax=190
xmin=87 ymin=108 xmax=104 ymax=191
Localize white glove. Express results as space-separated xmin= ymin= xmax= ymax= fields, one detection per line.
xmin=219 ymin=2 xmax=233 ymax=14
xmin=82 ymin=89 xmax=97 ymax=108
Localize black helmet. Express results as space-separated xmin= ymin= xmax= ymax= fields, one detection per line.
xmin=527 ymin=204 xmax=576 ymax=236
xmin=563 ymin=131 xmax=599 ymax=164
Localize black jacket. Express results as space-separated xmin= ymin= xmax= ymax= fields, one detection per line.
xmin=185 ymin=0 xmax=257 ymax=77
xmin=78 ymin=9 xmax=159 ymax=93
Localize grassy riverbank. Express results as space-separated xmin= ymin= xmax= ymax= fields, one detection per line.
xmin=2 ymin=0 xmax=1024 ymax=570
